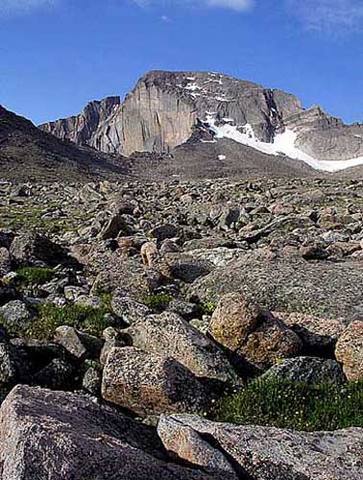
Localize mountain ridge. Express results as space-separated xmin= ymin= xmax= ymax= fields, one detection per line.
xmin=39 ymin=70 xmax=363 ymax=171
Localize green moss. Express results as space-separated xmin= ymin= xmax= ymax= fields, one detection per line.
xmin=16 ymin=267 xmax=55 ymax=286
xmin=214 ymin=378 xmax=363 ymax=431
xmin=199 ymin=300 xmax=217 ymax=316
xmin=25 ymin=302 xmax=111 ymax=340
xmin=142 ymin=294 xmax=173 ymax=312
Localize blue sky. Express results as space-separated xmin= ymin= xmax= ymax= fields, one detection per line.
xmin=0 ymin=0 xmax=362 ymax=125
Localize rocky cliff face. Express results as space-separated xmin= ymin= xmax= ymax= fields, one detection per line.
xmin=40 ymin=71 xmax=303 ymax=155
xmin=285 ymin=106 xmax=363 ymax=161
xmin=41 ymin=96 xmax=121 ymax=152
xmin=40 ymin=70 xmax=363 ymax=166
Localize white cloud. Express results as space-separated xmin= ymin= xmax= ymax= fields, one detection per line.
xmin=205 ymin=0 xmax=253 ymax=11
xmin=0 ymin=0 xmax=57 ymax=15
xmin=287 ymin=0 xmax=363 ymax=32
xmin=132 ymin=0 xmax=254 ymax=12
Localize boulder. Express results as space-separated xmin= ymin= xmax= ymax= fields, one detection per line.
xmin=100 ymin=326 xmax=127 ymax=365
xmin=82 ymin=364 xmax=102 ymax=396
xmin=190 ymin=254 xmax=363 ymax=323
xmin=31 ymin=358 xmax=75 ymax=390
xmin=158 ymin=414 xmax=363 ymax=480
xmin=150 ymin=224 xmax=179 ymax=242
xmin=209 ymin=294 xmax=302 ymax=370
xmin=239 ymin=314 xmax=302 ymax=370
xmin=101 ymin=347 xmax=208 ymax=416
xmin=260 ymin=356 xmax=346 ymax=384
xmin=157 ymin=417 xmax=238 ymax=480
xmin=0 ymin=343 xmax=22 ymax=385
xmin=111 ymin=293 xmax=150 ymax=326
xmin=10 ymin=232 xmax=72 ymax=267
xmin=0 ymin=231 xmax=15 ymax=250
xmin=335 ymin=321 xmax=363 ymax=381
xmin=100 ymin=212 xmax=135 ymax=240
xmin=166 ymin=256 xmax=214 ymax=283
xmin=0 ymin=385 xmax=218 ymax=479
xmin=126 ymin=311 xmax=237 ymax=385
xmin=209 ymin=293 xmax=261 ymax=351
xmin=54 ymin=326 xmax=103 ymax=361
xmin=167 ymin=299 xmax=200 ymax=320
xmin=0 ymin=300 xmax=33 ymax=334
xmin=0 ymin=247 xmax=11 ymax=277
xmin=275 ymin=311 xmax=345 ymax=353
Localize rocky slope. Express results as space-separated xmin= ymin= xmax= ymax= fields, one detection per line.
xmin=0 ymin=177 xmax=362 ymax=477
xmin=0 ymin=105 xmax=129 ymax=182
xmin=40 ymin=70 xmax=363 ymax=170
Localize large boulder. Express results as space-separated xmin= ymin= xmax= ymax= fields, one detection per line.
xmin=209 ymin=293 xmax=261 ymax=351
xmin=101 ymin=347 xmax=208 ymax=416
xmin=9 ymin=232 xmax=73 ymax=267
xmin=335 ymin=321 xmax=363 ymax=381
xmin=126 ymin=311 xmax=237 ymax=385
xmin=190 ymin=253 xmax=363 ymax=323
xmin=209 ymin=293 xmax=302 ymax=370
xmin=260 ymin=356 xmax=346 ymax=384
xmin=158 ymin=415 xmax=363 ymax=480
xmin=275 ymin=311 xmax=345 ymax=353
xmin=165 ymin=254 xmax=214 ymax=283
xmin=0 ymin=385 xmax=219 ymax=479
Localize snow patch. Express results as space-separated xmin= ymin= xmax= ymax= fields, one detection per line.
xmin=205 ymin=114 xmax=363 ymax=172
xmin=185 ymin=83 xmax=201 ymax=91
xmin=218 ymin=154 xmax=226 ymax=160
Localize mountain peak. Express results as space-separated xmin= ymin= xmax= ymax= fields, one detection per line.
xmin=39 ymin=70 xmax=363 ymax=170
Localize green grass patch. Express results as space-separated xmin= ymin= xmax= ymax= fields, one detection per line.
xmin=199 ymin=300 xmax=217 ymax=316
xmin=142 ymin=293 xmax=173 ymax=312
xmin=26 ymin=302 xmax=111 ymax=340
xmin=16 ymin=267 xmax=55 ymax=286
xmin=215 ymin=378 xmax=363 ymax=431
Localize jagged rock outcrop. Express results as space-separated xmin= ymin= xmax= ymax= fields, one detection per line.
xmin=40 ymin=70 xmax=363 ymax=166
xmin=41 ymin=96 xmax=121 ymax=151
xmin=285 ymin=106 xmax=363 ymax=161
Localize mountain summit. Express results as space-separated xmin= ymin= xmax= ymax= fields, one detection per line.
xmin=40 ymin=70 xmax=363 ymax=172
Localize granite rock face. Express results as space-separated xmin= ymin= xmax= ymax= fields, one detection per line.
xmin=41 ymin=70 xmax=302 ymax=155
xmin=41 ymin=96 xmax=121 ymax=152
xmin=158 ymin=414 xmax=363 ymax=480
xmin=0 ymin=385 xmax=220 ymax=480
xmin=284 ymin=106 xmax=363 ymax=161
xmin=40 ymin=70 xmax=363 ymax=164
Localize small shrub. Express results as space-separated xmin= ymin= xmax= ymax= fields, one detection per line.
xmin=215 ymin=378 xmax=363 ymax=431
xmin=142 ymin=294 xmax=173 ymax=312
xmin=16 ymin=267 xmax=54 ymax=286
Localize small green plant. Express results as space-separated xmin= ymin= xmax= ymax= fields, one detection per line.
xmin=142 ymin=293 xmax=173 ymax=312
xmin=26 ymin=302 xmax=111 ymax=340
xmin=214 ymin=378 xmax=363 ymax=431
xmin=16 ymin=267 xmax=55 ymax=286
xmin=199 ymin=300 xmax=217 ymax=315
